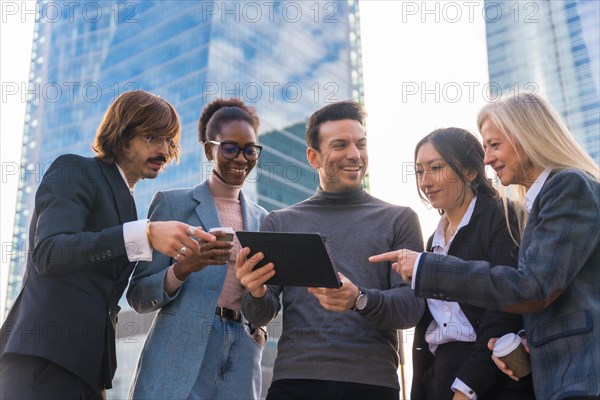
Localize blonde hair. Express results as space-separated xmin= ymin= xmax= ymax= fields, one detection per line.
xmin=93 ymin=90 xmax=181 ymax=164
xmin=477 ymin=91 xmax=599 ymax=239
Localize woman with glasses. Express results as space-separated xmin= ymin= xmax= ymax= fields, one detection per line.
xmin=404 ymin=128 xmax=534 ymax=400
xmin=127 ymin=98 xmax=268 ymax=400
xmin=373 ymin=92 xmax=600 ymax=400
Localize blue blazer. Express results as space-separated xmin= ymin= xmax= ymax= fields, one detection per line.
xmin=415 ymin=169 xmax=600 ymax=400
xmin=126 ymin=180 xmax=267 ymax=399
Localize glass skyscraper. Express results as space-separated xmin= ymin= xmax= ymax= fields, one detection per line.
xmin=484 ymin=0 xmax=599 ymax=163
xmin=6 ymin=1 xmax=363 ymax=398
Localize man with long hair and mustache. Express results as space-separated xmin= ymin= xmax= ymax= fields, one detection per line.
xmin=0 ymin=90 xmax=217 ymax=399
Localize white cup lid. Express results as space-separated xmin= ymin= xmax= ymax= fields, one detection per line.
xmin=209 ymin=227 xmax=235 ymax=234
xmin=493 ymin=333 xmax=521 ymax=357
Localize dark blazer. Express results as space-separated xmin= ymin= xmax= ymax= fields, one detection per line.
xmin=416 ymin=169 xmax=600 ymax=400
xmin=411 ymin=194 xmax=533 ymax=400
xmin=0 ymin=154 xmax=137 ymax=390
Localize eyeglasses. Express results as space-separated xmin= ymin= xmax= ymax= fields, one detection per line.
xmin=209 ymin=141 xmax=262 ymax=161
xmin=141 ymin=136 xmax=177 ymax=151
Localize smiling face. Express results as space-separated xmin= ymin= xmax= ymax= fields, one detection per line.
xmin=117 ymin=135 xmax=170 ymax=186
xmin=205 ymin=120 xmax=257 ymax=186
xmin=416 ymin=142 xmax=473 ymax=213
xmin=307 ymin=119 xmax=368 ymax=193
xmin=480 ymin=118 xmax=540 ymax=189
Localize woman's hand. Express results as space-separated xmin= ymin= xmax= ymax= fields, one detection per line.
xmin=487 ymin=337 xmax=530 ymax=381
xmin=452 ymin=390 xmax=470 ymax=400
xmin=172 ymin=237 xmax=233 ymax=281
xmin=369 ymin=249 xmax=420 ymax=282
xmin=235 ymin=247 xmax=275 ymax=298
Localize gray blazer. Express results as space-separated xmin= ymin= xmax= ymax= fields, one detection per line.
xmin=126 ymin=180 xmax=267 ymax=399
xmin=414 ymin=169 xmax=600 ymax=400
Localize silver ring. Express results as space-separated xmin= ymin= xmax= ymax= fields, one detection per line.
xmin=178 ymin=245 xmax=187 ymax=255
xmin=187 ymin=226 xmax=196 ymax=236
xmin=175 ymin=253 xmax=181 ymax=261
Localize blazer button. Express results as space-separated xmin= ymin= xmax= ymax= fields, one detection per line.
xmin=439 ymin=293 xmax=445 ymax=298
xmin=96 ymin=254 xmax=101 ymax=261
xmin=432 ymin=294 xmax=438 ymax=299
xmin=445 ymin=297 xmax=452 ymax=301
xmin=89 ymin=255 xmax=95 ymax=262
xmin=106 ymin=250 xmax=112 ymax=257
xmin=150 ymin=299 xmax=158 ymax=307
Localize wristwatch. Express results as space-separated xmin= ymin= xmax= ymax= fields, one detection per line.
xmin=352 ymin=288 xmax=367 ymax=311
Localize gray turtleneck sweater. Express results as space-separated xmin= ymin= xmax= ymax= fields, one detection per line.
xmin=242 ymin=187 xmax=425 ymax=390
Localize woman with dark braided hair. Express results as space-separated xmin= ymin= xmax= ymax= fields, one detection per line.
xmin=127 ymin=98 xmax=268 ymax=399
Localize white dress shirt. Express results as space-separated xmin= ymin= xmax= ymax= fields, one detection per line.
xmin=525 ymin=168 xmax=552 ymax=212
xmin=414 ymin=196 xmax=480 ymax=399
xmin=116 ymin=163 xmax=152 ymax=262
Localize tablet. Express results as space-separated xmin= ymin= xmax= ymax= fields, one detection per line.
xmin=236 ymin=231 xmax=342 ymax=288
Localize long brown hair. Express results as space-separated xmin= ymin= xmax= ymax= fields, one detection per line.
xmin=93 ymin=90 xmax=181 ymax=164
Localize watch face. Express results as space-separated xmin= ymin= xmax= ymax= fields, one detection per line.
xmin=356 ymin=293 xmax=368 ymax=311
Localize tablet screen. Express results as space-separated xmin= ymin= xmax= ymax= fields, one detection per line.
xmin=236 ymin=231 xmax=342 ymax=288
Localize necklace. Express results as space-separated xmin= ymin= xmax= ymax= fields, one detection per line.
xmin=446 ymin=224 xmax=456 ymax=237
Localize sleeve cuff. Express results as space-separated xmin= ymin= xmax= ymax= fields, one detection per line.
xmin=452 ymin=378 xmax=477 ymax=400
xmin=164 ymin=264 xmax=184 ymax=295
xmin=411 ymin=253 xmax=423 ymax=290
xmin=124 ymin=219 xmax=153 ymax=262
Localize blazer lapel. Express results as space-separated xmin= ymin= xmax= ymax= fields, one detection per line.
xmin=97 ymin=159 xmax=137 ymax=223
xmin=192 ymin=181 xmax=221 ymax=230
xmin=240 ymin=191 xmax=258 ymax=231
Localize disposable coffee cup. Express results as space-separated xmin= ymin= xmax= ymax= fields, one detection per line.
xmin=209 ymin=227 xmax=235 ymax=262
xmin=493 ymin=333 xmax=531 ymax=378
xmin=209 ymin=227 xmax=235 ymax=242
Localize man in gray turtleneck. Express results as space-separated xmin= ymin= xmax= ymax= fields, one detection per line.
xmin=236 ymin=100 xmax=425 ymax=399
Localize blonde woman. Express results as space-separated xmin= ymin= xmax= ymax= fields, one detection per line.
xmin=371 ymin=92 xmax=600 ymax=400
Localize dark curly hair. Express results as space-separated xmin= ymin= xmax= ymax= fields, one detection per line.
xmin=197 ymin=98 xmax=260 ymax=143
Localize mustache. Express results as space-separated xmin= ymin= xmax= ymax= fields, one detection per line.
xmin=148 ymin=156 xmax=167 ymax=164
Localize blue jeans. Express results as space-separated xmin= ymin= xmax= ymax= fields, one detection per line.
xmin=187 ymin=315 xmax=263 ymax=400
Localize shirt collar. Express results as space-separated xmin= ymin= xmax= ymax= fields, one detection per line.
xmin=115 ymin=162 xmax=135 ymax=195
xmin=431 ymin=195 xmax=477 ymax=249
xmin=525 ymin=168 xmax=552 ymax=212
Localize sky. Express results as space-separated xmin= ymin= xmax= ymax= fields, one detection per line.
xmin=0 ymin=1 xmax=489 ymax=327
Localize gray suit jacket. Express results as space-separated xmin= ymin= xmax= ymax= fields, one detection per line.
xmin=415 ymin=169 xmax=600 ymax=400
xmin=126 ymin=180 xmax=267 ymax=399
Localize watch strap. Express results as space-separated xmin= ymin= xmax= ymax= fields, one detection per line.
xmin=352 ymin=287 xmax=366 ymax=311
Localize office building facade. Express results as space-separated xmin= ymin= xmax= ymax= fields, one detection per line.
xmin=484 ymin=0 xmax=599 ymax=163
